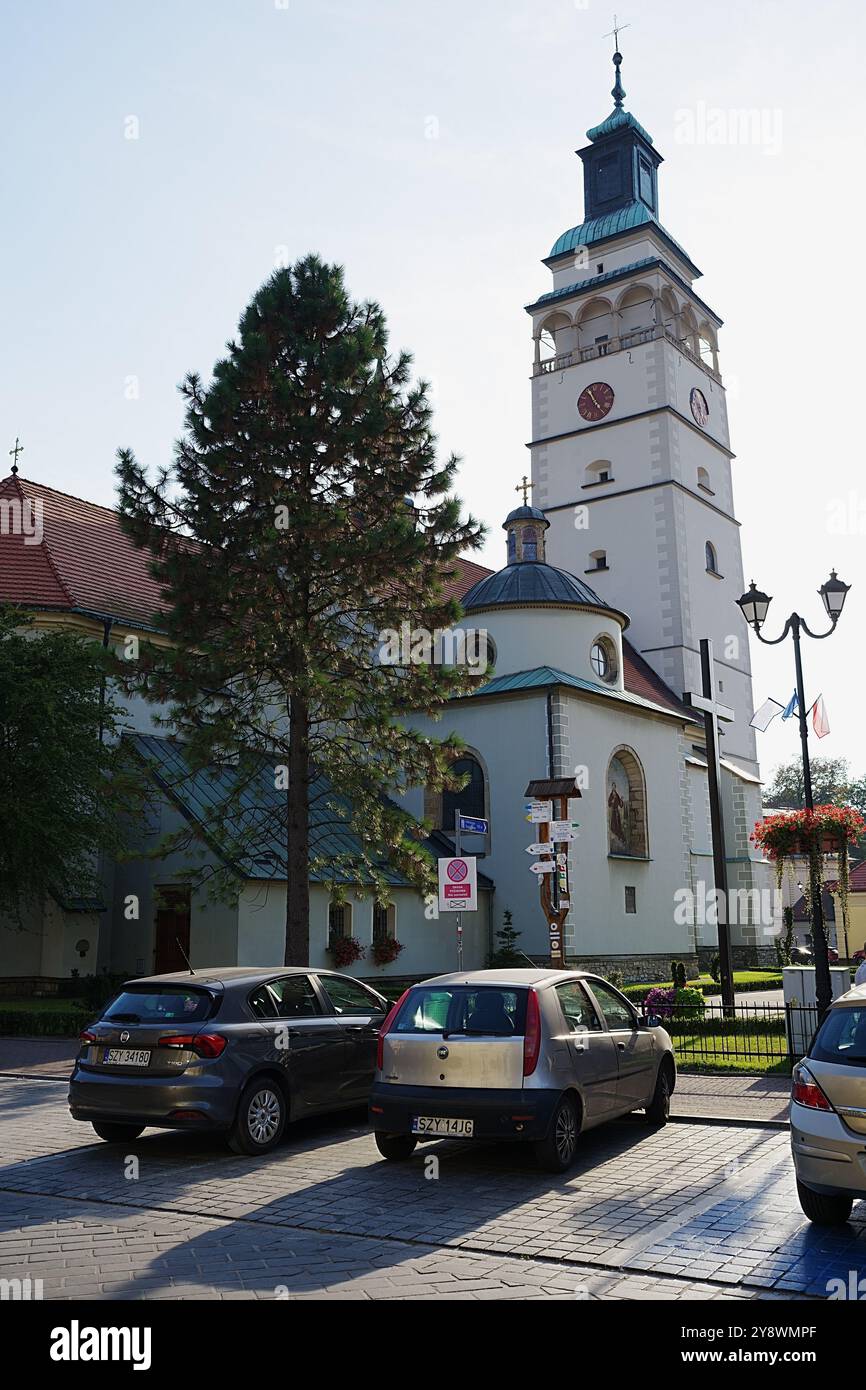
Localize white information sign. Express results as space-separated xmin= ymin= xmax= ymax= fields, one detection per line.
xmin=437 ymin=856 xmax=478 ymax=912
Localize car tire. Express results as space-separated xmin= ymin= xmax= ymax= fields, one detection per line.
xmin=645 ymin=1060 xmax=673 ymax=1126
xmin=796 ymin=1179 xmax=853 ymax=1226
xmin=535 ymin=1093 xmax=580 ymax=1173
xmin=92 ymin=1121 xmax=145 ymax=1144
xmin=228 ymin=1078 xmax=287 ymax=1156
xmin=374 ymin=1132 xmax=418 ymax=1162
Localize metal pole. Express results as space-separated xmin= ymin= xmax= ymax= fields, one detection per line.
xmin=791 ymin=618 xmax=832 ymax=1019
xmin=700 ymin=640 xmax=736 ymax=1013
xmin=454 ymin=809 xmax=464 ymax=971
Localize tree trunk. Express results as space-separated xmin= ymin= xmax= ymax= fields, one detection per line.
xmin=285 ymin=692 xmax=310 ymax=965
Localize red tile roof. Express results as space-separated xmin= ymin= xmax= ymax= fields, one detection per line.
xmin=0 ymin=473 xmax=690 ymax=716
xmin=0 ymin=474 xmax=165 ymax=627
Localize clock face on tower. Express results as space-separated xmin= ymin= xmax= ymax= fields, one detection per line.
xmin=577 ymin=382 xmax=615 ymax=422
xmin=690 ymin=386 xmax=710 ymax=427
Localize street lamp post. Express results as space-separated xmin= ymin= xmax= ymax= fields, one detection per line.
xmin=737 ymin=572 xmax=851 ymax=1021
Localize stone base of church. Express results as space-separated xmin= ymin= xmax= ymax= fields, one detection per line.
xmin=564 ymin=952 xmax=700 ymax=984
xmin=697 ymin=944 xmax=779 ymax=972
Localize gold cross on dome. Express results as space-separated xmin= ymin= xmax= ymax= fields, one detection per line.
xmin=516 ymin=475 xmax=534 ymax=506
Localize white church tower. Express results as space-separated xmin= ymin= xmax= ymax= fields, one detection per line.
xmin=527 ymin=47 xmax=758 ymax=779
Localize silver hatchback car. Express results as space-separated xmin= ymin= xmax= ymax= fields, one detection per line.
xmin=791 ymin=982 xmax=866 ymax=1224
xmin=368 ymin=969 xmax=676 ymax=1172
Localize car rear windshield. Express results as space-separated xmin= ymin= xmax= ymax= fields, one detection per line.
xmin=393 ymin=986 xmax=527 ymax=1037
xmin=101 ymin=987 xmax=217 ymax=1026
xmin=810 ymin=1006 xmax=866 ymax=1067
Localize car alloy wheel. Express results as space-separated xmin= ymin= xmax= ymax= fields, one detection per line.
xmin=554 ymin=1100 xmax=577 ymax=1165
xmin=246 ymin=1087 xmax=282 ymax=1145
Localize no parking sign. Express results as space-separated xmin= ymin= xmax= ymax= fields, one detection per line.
xmin=437 ymin=856 xmax=478 ymax=912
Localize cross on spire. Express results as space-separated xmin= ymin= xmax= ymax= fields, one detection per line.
xmin=603 ymin=14 xmax=630 ymax=52
xmin=603 ymin=14 xmax=630 ymax=107
xmin=516 ymin=475 xmax=535 ymax=506
xmin=8 ymin=437 xmax=23 ymax=476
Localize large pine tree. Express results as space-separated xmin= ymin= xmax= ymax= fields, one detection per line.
xmin=116 ymin=256 xmax=484 ymax=964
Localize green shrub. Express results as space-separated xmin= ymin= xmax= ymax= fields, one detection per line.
xmin=605 ymin=967 xmax=625 ymax=991
xmin=709 ymin=953 xmax=721 ymax=983
xmin=674 ymin=986 xmax=705 ymax=1016
xmin=0 ymin=1009 xmax=92 ymax=1038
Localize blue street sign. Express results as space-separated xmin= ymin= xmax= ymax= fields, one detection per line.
xmin=458 ymin=815 xmax=489 ymax=834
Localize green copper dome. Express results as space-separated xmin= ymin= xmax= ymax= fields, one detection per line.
xmin=586 ymin=107 xmax=653 ymax=145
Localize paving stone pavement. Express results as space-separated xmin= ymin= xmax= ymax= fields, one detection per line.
xmin=0 ymin=1077 xmax=864 ymax=1300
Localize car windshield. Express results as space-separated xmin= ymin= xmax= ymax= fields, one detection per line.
xmin=810 ymin=1006 xmax=866 ymax=1068
xmin=103 ymin=987 xmax=215 ymax=1025
xmin=393 ymin=986 xmax=527 ymax=1037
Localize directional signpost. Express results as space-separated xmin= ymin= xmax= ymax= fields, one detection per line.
xmin=524 ymin=778 xmax=582 ymax=967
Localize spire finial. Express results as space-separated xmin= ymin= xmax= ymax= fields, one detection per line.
xmin=516 ymin=475 xmax=534 ymax=506
xmin=8 ymin=437 xmax=23 ymax=476
xmin=603 ymin=15 xmax=630 ymax=108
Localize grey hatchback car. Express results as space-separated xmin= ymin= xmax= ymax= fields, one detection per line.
xmin=791 ymin=982 xmax=866 ymax=1224
xmin=69 ymin=967 xmax=388 ymax=1155
xmin=369 ymin=969 xmax=676 ymax=1172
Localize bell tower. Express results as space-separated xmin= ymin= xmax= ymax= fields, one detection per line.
xmin=527 ymin=47 xmax=758 ymax=776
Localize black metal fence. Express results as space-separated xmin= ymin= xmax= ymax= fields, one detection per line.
xmin=660 ymin=1001 xmax=818 ymax=1070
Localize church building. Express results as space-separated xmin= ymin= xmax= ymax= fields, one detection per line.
xmin=0 ymin=50 xmax=773 ymax=986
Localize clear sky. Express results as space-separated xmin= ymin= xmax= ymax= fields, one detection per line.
xmin=2 ymin=0 xmax=863 ymax=785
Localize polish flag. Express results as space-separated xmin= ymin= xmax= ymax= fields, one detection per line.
xmin=812 ymin=695 xmax=830 ymax=739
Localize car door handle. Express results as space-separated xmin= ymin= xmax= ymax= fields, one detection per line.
xmin=616 ymin=1042 xmax=627 ymax=1051
xmin=345 ymin=1023 xmax=373 ymax=1031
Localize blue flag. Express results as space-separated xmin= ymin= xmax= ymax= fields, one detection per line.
xmin=781 ymin=691 xmax=799 ymax=720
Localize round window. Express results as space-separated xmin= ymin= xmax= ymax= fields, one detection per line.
xmin=591 ymin=638 xmax=616 ymax=682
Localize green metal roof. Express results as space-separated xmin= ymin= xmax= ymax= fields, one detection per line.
xmin=548 ymin=201 xmax=696 ymax=272
xmin=128 ymin=734 xmax=493 ymax=889
xmin=464 ymin=665 xmax=696 ymax=722
xmin=587 ymin=108 xmax=653 ymax=144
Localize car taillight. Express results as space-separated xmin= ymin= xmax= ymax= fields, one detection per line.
xmin=158 ymin=1033 xmax=227 ymax=1058
xmin=377 ymin=989 xmax=410 ymax=1070
xmin=523 ymin=989 xmax=541 ymax=1077
xmin=79 ymin=1030 xmax=97 ymax=1043
xmin=792 ymin=1065 xmax=832 ymax=1111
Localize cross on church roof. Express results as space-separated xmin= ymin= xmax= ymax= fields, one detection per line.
xmin=516 ymin=475 xmax=535 ymax=506
xmin=9 ymin=437 xmax=23 ymax=475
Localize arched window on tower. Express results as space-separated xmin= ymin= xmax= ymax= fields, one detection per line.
xmin=697 ymin=466 xmax=713 ymax=494
xmin=522 ymin=526 xmax=538 ymax=561
xmin=441 ymin=754 xmax=486 ymax=831
xmin=705 ymin=541 xmax=720 ymax=575
xmin=507 ymin=530 xmax=517 ymax=564
xmin=606 ymin=748 xmax=648 ymax=858
xmin=585 ymin=460 xmax=614 ymax=486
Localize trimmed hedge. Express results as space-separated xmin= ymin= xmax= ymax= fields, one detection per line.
xmin=0 ymin=1009 xmax=92 ymax=1038
xmin=622 ymin=974 xmax=782 ymax=1004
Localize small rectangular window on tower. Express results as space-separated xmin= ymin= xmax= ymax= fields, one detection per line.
xmin=625 ymin=886 xmax=637 ymax=914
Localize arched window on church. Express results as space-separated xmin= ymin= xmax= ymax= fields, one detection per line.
xmin=697 ymin=466 xmax=712 ymax=494
xmin=507 ymin=529 xmax=517 ymax=564
xmin=522 ymin=526 xmax=538 ymax=561
xmin=606 ymin=748 xmax=648 ymax=858
xmin=705 ymin=541 xmax=720 ymax=575
xmin=441 ymin=754 xmax=486 ymax=831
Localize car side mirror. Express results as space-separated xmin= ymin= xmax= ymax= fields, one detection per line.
xmin=640 ymin=1012 xmax=662 ymax=1028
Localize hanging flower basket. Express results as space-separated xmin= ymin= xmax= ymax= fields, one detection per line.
xmin=328 ymin=936 xmax=366 ymax=969
xmin=371 ymin=938 xmax=405 ymax=968
xmin=752 ymin=805 xmax=866 ymax=929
